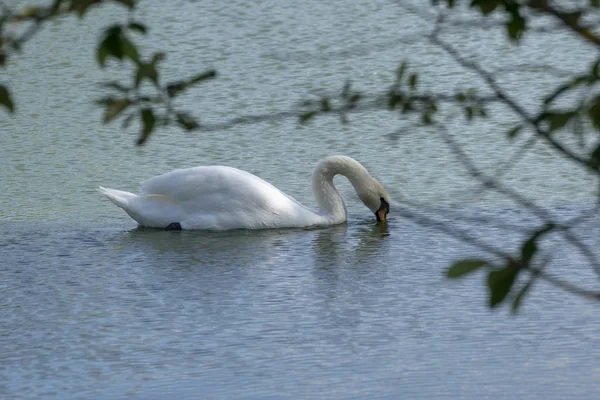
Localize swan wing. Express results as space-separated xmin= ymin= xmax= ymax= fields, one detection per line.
xmin=137 ymin=166 xmax=316 ymax=229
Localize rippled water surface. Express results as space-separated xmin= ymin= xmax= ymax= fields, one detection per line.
xmin=1 ymin=0 xmax=599 ymax=399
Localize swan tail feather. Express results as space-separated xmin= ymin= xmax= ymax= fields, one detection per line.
xmin=98 ymin=186 xmax=137 ymax=209
xmin=99 ymin=186 xmax=185 ymax=228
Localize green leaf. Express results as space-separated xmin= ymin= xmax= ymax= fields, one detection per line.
xmin=396 ymin=62 xmax=408 ymax=82
xmin=151 ymin=52 xmax=166 ymax=66
xmin=465 ymin=106 xmax=474 ymax=120
xmin=506 ymin=12 xmax=525 ymax=41
xmin=540 ymin=111 xmax=575 ymax=132
xmin=300 ymin=111 xmax=318 ymax=123
xmin=0 ymin=85 xmax=14 ymax=113
xmin=589 ymin=143 xmax=600 ymax=170
xmin=137 ymin=108 xmax=156 ymax=145
xmin=103 ymin=98 xmax=131 ymax=123
xmin=97 ymin=26 xmax=124 ymax=67
xmin=166 ymin=81 xmax=187 ymax=98
xmin=447 ymin=0 xmax=456 ymax=7
xmin=521 ymin=224 xmax=554 ymax=262
xmin=176 ymin=112 xmax=200 ymax=131
xmin=135 ymin=62 xmax=159 ymax=87
xmin=128 ymin=22 xmax=147 ymax=34
xmin=447 ymin=259 xmax=488 ymax=278
xmin=114 ymin=0 xmax=136 ymax=9
xmin=507 ymin=125 xmax=522 ymax=139
xmin=120 ymin=36 xmax=140 ymax=64
xmin=455 ymin=92 xmax=466 ymax=102
xmin=321 ymin=98 xmax=331 ymax=112
xmin=487 ymin=264 xmax=519 ymax=308
xmin=408 ymin=73 xmax=418 ymax=89
xmin=512 ymin=280 xmax=533 ymax=313
xmin=69 ymin=0 xmax=97 ymax=17
xmin=588 ymin=95 xmax=600 ymax=129
xmin=563 ymin=12 xmax=582 ymax=26
xmin=388 ymin=92 xmax=403 ymax=110
xmin=592 ymin=59 xmax=600 ymax=78
xmin=188 ymin=70 xmax=217 ymax=85
xmin=592 ymin=0 xmax=600 ymax=8
xmin=470 ymin=0 xmax=502 ymax=15
xmin=422 ymin=112 xmax=432 ymax=125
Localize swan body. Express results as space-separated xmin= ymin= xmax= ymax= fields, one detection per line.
xmin=99 ymin=155 xmax=390 ymax=230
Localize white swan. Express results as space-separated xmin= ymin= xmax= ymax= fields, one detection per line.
xmin=99 ymin=155 xmax=390 ymax=230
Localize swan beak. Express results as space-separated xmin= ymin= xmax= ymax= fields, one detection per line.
xmin=375 ymin=197 xmax=389 ymax=222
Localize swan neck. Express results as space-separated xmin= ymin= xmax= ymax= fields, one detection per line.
xmin=311 ymin=156 xmax=372 ymax=222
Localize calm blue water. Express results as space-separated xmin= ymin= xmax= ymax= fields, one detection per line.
xmin=1 ymin=0 xmax=600 ymax=398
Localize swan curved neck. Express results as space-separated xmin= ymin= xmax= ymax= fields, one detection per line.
xmin=311 ymin=156 xmax=372 ymax=223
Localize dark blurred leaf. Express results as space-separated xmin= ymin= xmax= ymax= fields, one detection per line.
xmin=465 ymin=106 xmax=474 ymax=120
xmin=588 ymin=95 xmax=600 ymax=129
xmin=188 ymin=70 xmax=217 ymax=85
xmin=114 ymin=0 xmax=136 ymax=9
xmin=592 ymin=59 xmax=600 ymax=78
xmin=321 ymin=98 xmax=331 ymax=112
xmin=507 ymin=125 xmax=522 ymax=139
xmin=135 ymin=62 xmax=159 ymax=87
xmin=69 ymin=0 xmax=97 ymax=17
xmin=487 ymin=264 xmax=519 ymax=308
xmin=103 ymin=98 xmax=131 ymax=123
xmin=97 ymin=25 xmax=139 ymax=66
xmin=0 ymin=51 xmax=6 ymax=66
xmin=388 ymin=92 xmax=403 ymax=110
xmin=589 ymin=143 xmax=600 ymax=170
xmin=137 ymin=108 xmax=155 ymax=145
xmin=0 ymin=85 xmax=14 ymax=112
xmin=422 ymin=112 xmax=432 ymax=125
xmin=396 ymin=62 xmax=407 ymax=82
xmin=455 ymin=92 xmax=466 ymax=102
xmin=540 ymin=111 xmax=576 ymax=132
xmin=447 ymin=0 xmax=456 ymax=7
xmin=592 ymin=0 xmax=600 ymax=8
xmin=300 ymin=111 xmax=318 ymax=123
xmin=471 ymin=0 xmax=502 ymax=15
xmin=121 ymin=36 xmax=140 ymax=63
xmin=507 ymin=12 xmax=525 ymax=41
xmin=166 ymin=81 xmax=186 ymax=98
xmin=563 ymin=11 xmax=582 ymax=26
xmin=97 ymin=26 xmax=123 ymax=67
xmin=151 ymin=52 xmax=165 ymax=66
xmin=408 ymin=73 xmax=418 ymax=89
xmin=447 ymin=259 xmax=488 ymax=278
xmin=176 ymin=112 xmax=200 ymax=131
xmin=512 ymin=280 xmax=533 ymax=313
xmin=128 ymin=22 xmax=147 ymax=34
xmin=428 ymin=100 xmax=438 ymax=113
xmin=521 ymin=224 xmax=554 ymax=262
xmin=348 ymin=93 xmax=361 ymax=108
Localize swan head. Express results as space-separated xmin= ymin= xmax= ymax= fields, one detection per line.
xmin=357 ymin=179 xmax=390 ymax=222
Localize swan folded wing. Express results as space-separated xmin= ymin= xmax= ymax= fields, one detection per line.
xmin=138 ymin=165 xmax=312 ymax=229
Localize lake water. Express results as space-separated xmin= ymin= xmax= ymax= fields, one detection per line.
xmin=1 ymin=0 xmax=599 ymax=399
